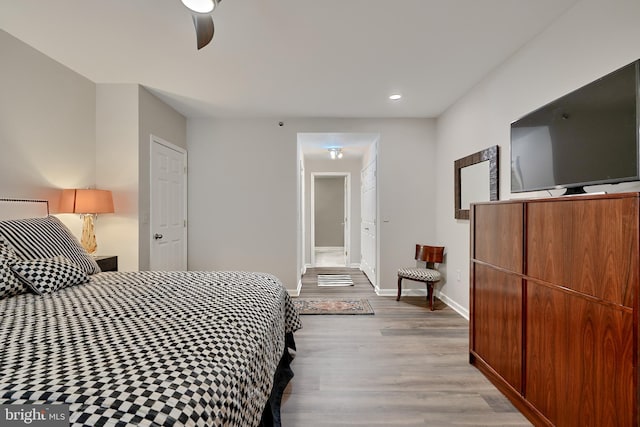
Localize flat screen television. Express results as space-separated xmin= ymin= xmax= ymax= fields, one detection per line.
xmin=511 ymin=60 xmax=640 ymax=195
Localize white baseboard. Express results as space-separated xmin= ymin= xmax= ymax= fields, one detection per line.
xmin=436 ymin=291 xmax=469 ymax=320
xmin=375 ymin=288 xmax=469 ymax=320
xmin=289 ymin=279 xmax=302 ymax=297
xmin=306 ymin=262 xmax=360 ymax=268
xmin=376 ymin=288 xmax=427 ymax=297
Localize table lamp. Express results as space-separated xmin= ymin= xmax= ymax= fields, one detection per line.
xmin=59 ymin=189 xmax=114 ymax=254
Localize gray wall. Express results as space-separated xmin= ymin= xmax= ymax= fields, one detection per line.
xmin=0 ymin=29 xmax=95 ymax=223
xmin=1 ymin=29 xmax=186 ymax=271
xmin=434 ymin=0 xmax=640 ymax=318
xmin=95 ymin=84 xmax=140 ymax=270
xmin=187 ymin=118 xmax=438 ymax=293
xmin=95 ymin=84 xmax=187 ymax=271
xmin=314 ymin=176 xmax=344 ymax=247
xmin=138 ymin=86 xmax=187 ymax=270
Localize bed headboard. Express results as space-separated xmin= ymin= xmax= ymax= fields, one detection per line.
xmin=0 ymin=198 xmax=49 ymax=221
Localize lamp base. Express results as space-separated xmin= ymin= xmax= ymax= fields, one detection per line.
xmin=81 ymin=214 xmax=97 ymax=255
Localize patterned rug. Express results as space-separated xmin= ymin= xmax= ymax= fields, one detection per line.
xmin=317 ymin=274 xmax=353 ymax=287
xmin=293 ymin=298 xmax=374 ymax=315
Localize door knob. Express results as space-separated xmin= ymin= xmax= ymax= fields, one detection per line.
xmin=154 ymin=233 xmax=163 ymax=240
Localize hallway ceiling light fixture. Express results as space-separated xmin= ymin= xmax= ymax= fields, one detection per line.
xmin=389 ymin=93 xmax=402 ymax=100
xmin=328 ymin=148 xmax=343 ymax=160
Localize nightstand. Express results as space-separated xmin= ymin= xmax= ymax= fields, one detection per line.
xmin=95 ymin=255 xmax=118 ymax=272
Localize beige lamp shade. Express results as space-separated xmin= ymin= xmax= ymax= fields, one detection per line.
xmin=59 ymin=189 xmax=114 ymax=255
xmin=60 ymin=189 xmax=114 ymax=214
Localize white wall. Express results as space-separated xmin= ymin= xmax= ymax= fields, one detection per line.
xmin=0 ymin=29 xmax=95 ymax=233
xmin=434 ymin=0 xmax=640 ymax=318
xmin=188 ymin=118 xmax=438 ymax=293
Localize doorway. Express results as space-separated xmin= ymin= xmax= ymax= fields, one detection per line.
xmin=296 ymin=132 xmax=379 ymax=293
xmin=310 ymin=173 xmax=350 ymax=267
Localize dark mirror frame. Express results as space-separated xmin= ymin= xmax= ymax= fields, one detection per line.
xmin=454 ymin=145 xmax=499 ymax=220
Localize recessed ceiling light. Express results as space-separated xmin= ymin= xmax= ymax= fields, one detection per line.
xmin=181 ymin=0 xmax=215 ymax=14
xmin=389 ymin=94 xmax=402 ymax=101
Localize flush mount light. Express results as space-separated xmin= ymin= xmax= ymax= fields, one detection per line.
xmin=181 ymin=0 xmax=216 ymax=13
xmin=389 ymin=94 xmax=402 ymax=100
xmin=328 ymin=148 xmax=343 ymax=160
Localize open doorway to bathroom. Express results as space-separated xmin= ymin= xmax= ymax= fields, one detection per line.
xmin=311 ymin=173 xmax=349 ymax=267
xmin=297 ymin=132 xmax=379 ymax=288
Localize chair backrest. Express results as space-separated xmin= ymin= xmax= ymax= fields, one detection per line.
xmin=415 ymin=244 xmax=444 ymax=266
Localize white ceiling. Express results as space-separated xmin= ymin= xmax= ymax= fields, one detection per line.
xmin=0 ymin=0 xmax=579 ymax=120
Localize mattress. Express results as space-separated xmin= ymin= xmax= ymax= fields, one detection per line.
xmin=0 ymin=270 xmax=302 ymax=426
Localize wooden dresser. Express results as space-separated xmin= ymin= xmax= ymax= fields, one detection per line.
xmin=469 ymin=192 xmax=637 ymax=426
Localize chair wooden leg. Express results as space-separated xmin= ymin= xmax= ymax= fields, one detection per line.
xmin=396 ymin=277 xmax=402 ymax=301
xmin=427 ymin=282 xmax=434 ymax=311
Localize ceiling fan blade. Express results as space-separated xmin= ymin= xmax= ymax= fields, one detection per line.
xmin=192 ymin=14 xmax=214 ymax=50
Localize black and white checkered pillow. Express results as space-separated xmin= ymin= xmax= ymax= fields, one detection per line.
xmin=0 ymin=216 xmax=101 ymax=275
xmin=11 ymin=256 xmax=89 ymax=295
xmin=0 ymin=260 xmax=28 ymax=299
xmin=0 ymin=242 xmax=29 ymax=299
xmin=0 ymin=242 xmax=19 ymax=260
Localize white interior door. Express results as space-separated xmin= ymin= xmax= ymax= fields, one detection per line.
xmin=360 ymin=158 xmax=377 ymax=285
xmin=150 ymin=136 xmax=187 ymax=271
xmin=343 ymin=176 xmax=349 ymax=266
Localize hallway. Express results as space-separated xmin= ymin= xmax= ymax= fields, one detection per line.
xmin=314 ymin=247 xmax=346 ymax=267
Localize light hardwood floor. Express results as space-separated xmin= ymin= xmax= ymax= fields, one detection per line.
xmin=281 ymin=267 xmax=532 ymax=427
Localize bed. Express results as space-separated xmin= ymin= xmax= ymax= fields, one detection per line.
xmin=0 ymin=199 xmax=301 ymax=427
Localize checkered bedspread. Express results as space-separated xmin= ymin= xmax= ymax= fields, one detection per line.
xmin=0 ymin=271 xmax=302 ymax=426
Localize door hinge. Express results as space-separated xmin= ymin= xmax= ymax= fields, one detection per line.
xmin=184 ymin=220 xmax=187 ymax=227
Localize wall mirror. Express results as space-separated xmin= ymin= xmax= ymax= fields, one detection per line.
xmin=454 ymin=145 xmax=499 ymax=219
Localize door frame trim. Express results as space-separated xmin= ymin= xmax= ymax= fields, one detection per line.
xmin=360 ymin=152 xmax=378 ymax=290
xmin=149 ymin=135 xmax=188 ymax=270
xmin=310 ymin=172 xmax=351 ymax=267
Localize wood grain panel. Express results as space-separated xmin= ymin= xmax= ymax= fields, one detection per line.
xmin=526 ymin=282 xmax=634 ymax=427
xmin=474 ymin=202 xmax=523 ymax=273
xmin=527 ymin=197 xmax=638 ymax=307
xmin=472 ymin=264 xmax=522 ymax=391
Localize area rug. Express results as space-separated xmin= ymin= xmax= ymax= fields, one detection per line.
xmin=317 ymin=274 xmax=353 ymax=287
xmin=293 ymin=298 xmax=374 ymax=315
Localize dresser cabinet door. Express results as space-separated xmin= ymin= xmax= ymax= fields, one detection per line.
xmin=472 ymin=264 xmax=522 ymax=391
xmin=471 ymin=202 xmax=524 ymax=391
xmin=526 ymin=283 xmax=634 ymax=426
xmin=526 ymin=197 xmax=637 ymax=426
xmin=473 ymin=203 xmax=523 ymax=273
xmin=527 ymin=197 xmax=638 ymax=307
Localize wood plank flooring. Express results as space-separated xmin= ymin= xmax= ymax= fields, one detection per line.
xmin=281 ymin=267 xmax=531 ymax=427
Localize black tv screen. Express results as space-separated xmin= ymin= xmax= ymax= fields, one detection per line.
xmin=511 ymin=60 xmax=640 ymax=194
